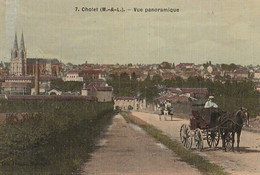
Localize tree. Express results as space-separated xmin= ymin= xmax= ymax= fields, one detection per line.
xmin=51 ymin=79 xmax=83 ymax=92
xmin=203 ymin=61 xmax=212 ymax=68
xmin=175 ymin=76 xmax=184 ymax=87
xmin=131 ymin=72 xmax=137 ymax=80
xmin=120 ymin=72 xmax=130 ymax=82
xmin=221 ymin=63 xmax=237 ymax=71
xmin=152 ymin=74 xmax=163 ymax=85
xmin=160 ymin=63 xmax=171 ymax=69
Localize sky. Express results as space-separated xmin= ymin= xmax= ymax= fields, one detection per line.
xmin=0 ymin=0 xmax=260 ymax=65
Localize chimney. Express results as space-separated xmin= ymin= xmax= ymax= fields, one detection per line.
xmin=35 ymin=59 xmax=39 ymax=95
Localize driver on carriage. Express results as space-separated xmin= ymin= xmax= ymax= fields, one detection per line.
xmin=203 ymin=96 xmax=220 ymax=127
xmin=204 ymin=96 xmax=218 ymax=109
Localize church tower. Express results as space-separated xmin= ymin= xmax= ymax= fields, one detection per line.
xmin=20 ymin=33 xmax=27 ymax=75
xmin=10 ymin=33 xmax=27 ymax=76
xmin=11 ymin=33 xmax=19 ymax=60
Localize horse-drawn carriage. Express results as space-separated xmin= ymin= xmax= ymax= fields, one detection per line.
xmin=180 ymin=107 xmax=248 ymax=151
xmin=158 ymin=101 xmax=174 ymax=120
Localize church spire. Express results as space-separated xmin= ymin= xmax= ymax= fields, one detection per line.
xmin=13 ymin=33 xmax=18 ymax=50
xmin=20 ymin=32 xmax=25 ymax=50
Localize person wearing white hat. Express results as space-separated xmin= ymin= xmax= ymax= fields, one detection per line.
xmin=204 ymin=96 xmax=218 ymax=108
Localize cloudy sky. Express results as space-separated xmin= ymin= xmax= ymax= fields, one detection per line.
xmin=0 ymin=0 xmax=259 ymax=65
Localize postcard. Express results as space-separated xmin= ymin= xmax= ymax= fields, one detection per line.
xmin=0 ymin=0 xmax=259 ymax=174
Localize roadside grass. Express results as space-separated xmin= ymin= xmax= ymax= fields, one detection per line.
xmin=0 ymin=100 xmax=114 ymax=174
xmin=0 ymin=112 xmax=114 ymax=174
xmin=122 ymin=112 xmax=229 ymax=175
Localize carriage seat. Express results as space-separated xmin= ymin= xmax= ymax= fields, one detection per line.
xmin=191 ymin=110 xmax=208 ymax=129
xmin=192 ymin=110 xmax=200 ymax=119
xmin=202 ymin=108 xmax=225 ymax=127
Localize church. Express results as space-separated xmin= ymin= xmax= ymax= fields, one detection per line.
xmin=9 ymin=33 xmax=61 ymax=77
xmin=10 ymin=33 xmax=26 ymax=76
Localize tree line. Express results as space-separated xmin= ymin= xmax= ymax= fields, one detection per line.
xmin=107 ymin=73 xmax=259 ymax=116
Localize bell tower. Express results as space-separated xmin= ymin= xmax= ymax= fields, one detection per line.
xmin=19 ymin=32 xmax=27 ymax=75
xmin=10 ymin=32 xmax=27 ymax=76
xmin=11 ymin=33 xmax=19 ymax=59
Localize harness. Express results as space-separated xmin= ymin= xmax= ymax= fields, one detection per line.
xmin=217 ymin=110 xmax=245 ymax=128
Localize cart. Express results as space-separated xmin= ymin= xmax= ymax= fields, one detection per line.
xmin=179 ymin=109 xmax=228 ymax=150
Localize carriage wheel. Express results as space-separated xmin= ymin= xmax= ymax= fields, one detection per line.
xmin=224 ymin=132 xmax=233 ymax=152
xmin=206 ymin=129 xmax=220 ymax=148
xmin=180 ymin=124 xmax=192 ymax=150
xmin=194 ymin=129 xmax=203 ymax=150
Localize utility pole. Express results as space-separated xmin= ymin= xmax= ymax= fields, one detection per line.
xmin=35 ymin=59 xmax=39 ymax=95
xmin=145 ymin=86 xmax=147 ymax=100
xmin=137 ymin=80 xmax=140 ymax=97
xmin=119 ymin=74 xmax=121 ymax=90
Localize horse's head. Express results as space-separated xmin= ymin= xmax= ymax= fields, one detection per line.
xmin=235 ymin=107 xmax=249 ymax=126
xmin=240 ymin=107 xmax=249 ymax=126
xmin=240 ymin=107 xmax=248 ymax=112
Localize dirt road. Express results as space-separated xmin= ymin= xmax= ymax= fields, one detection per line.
xmin=132 ymin=111 xmax=260 ymax=175
xmin=80 ymin=114 xmax=200 ymax=175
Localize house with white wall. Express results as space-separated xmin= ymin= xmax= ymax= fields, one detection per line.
xmin=62 ymin=71 xmax=83 ymax=82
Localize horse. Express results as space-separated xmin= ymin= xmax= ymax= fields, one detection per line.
xmin=158 ymin=103 xmax=164 ymax=121
xmin=158 ymin=100 xmax=173 ymax=121
xmin=158 ymin=101 xmax=165 ymax=120
xmin=219 ymin=107 xmax=248 ymax=152
xmin=163 ymin=109 xmax=168 ymax=115
xmin=158 ymin=107 xmax=164 ymax=120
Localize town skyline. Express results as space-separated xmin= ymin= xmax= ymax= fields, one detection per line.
xmin=1 ymin=0 xmax=260 ymax=65
xmin=1 ymin=32 xmax=259 ymax=67
xmin=1 ymin=30 xmax=259 ymax=66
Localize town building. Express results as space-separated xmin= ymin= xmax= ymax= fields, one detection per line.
xmin=254 ymin=70 xmax=260 ymax=79
xmin=160 ymin=61 xmax=172 ymax=68
xmin=1 ymin=76 xmax=57 ymax=95
xmin=62 ymin=71 xmax=84 ymax=82
xmin=176 ymin=63 xmax=194 ymax=70
xmin=47 ymin=87 xmax=63 ymax=95
xmin=79 ymin=70 xmax=106 ymax=81
xmin=159 ymin=69 xmax=175 ymax=80
xmin=113 ymin=97 xmax=146 ymax=111
xmin=234 ymin=70 xmax=249 ymax=81
xmin=166 ymin=88 xmax=208 ymax=99
xmin=9 ymin=33 xmax=62 ymax=77
xmin=207 ymin=66 xmax=213 ymax=73
xmin=10 ymin=33 xmax=26 ymax=76
xmin=26 ymin=58 xmax=61 ymax=76
xmin=182 ymin=70 xmax=199 ymax=79
xmin=1 ymin=82 xmax=31 ymax=95
xmin=81 ymin=81 xmax=113 ymax=102
xmin=30 ymin=76 xmax=58 ymax=95
xmin=155 ymin=95 xmax=196 ymax=104
xmin=223 ymin=71 xmax=235 ymax=79
xmin=1 ymin=76 xmax=32 ymax=94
